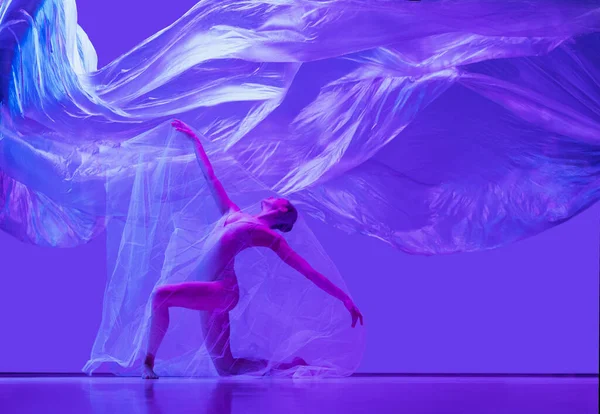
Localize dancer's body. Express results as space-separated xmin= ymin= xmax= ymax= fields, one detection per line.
xmin=143 ymin=120 xmax=363 ymax=379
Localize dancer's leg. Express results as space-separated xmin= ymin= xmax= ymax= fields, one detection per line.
xmin=202 ymin=310 xmax=268 ymax=375
xmin=201 ymin=311 xmax=308 ymax=376
xmin=143 ymin=281 xmax=237 ymax=379
xmin=144 ymin=281 xmax=306 ymax=378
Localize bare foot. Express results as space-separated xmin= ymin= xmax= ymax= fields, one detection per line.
xmin=142 ymin=363 xmax=159 ymax=380
xmin=275 ymin=357 xmax=308 ymax=371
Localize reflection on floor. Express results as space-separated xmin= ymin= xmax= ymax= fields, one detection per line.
xmin=0 ymin=375 xmax=597 ymax=414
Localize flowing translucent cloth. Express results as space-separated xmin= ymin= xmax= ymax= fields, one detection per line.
xmin=1 ymin=0 xmax=600 ymax=376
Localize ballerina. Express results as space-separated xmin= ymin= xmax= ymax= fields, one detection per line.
xmin=142 ymin=120 xmax=363 ymax=379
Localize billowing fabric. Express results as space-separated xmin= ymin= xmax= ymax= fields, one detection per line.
xmin=1 ymin=0 xmax=599 ymax=376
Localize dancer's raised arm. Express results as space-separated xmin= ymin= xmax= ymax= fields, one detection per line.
xmin=171 ymin=120 xmax=239 ymax=215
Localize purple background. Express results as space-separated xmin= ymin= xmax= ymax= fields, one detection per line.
xmin=0 ymin=0 xmax=598 ymax=374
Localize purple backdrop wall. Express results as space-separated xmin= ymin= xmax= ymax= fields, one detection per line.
xmin=0 ymin=0 xmax=598 ymax=374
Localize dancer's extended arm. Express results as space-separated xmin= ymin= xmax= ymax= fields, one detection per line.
xmin=256 ymin=229 xmax=363 ymax=327
xmin=171 ymin=120 xmax=238 ymax=215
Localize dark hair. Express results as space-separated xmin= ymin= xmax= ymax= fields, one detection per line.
xmin=279 ymin=200 xmax=298 ymax=232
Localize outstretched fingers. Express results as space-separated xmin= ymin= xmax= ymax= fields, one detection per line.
xmin=171 ymin=119 xmax=195 ymax=137
xmin=351 ymin=308 xmax=364 ymax=328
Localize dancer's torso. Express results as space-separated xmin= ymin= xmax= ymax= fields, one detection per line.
xmin=192 ymin=211 xmax=262 ymax=284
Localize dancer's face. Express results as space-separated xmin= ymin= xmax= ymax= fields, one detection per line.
xmin=261 ymin=197 xmax=297 ymax=232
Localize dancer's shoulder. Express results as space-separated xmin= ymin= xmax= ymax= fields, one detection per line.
xmin=244 ymin=223 xmax=283 ymax=249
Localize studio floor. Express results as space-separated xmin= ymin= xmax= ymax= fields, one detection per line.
xmin=0 ymin=375 xmax=597 ymax=414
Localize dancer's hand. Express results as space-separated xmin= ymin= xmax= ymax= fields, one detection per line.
xmin=343 ymin=298 xmax=363 ymax=328
xmin=171 ymin=119 xmax=197 ymax=140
